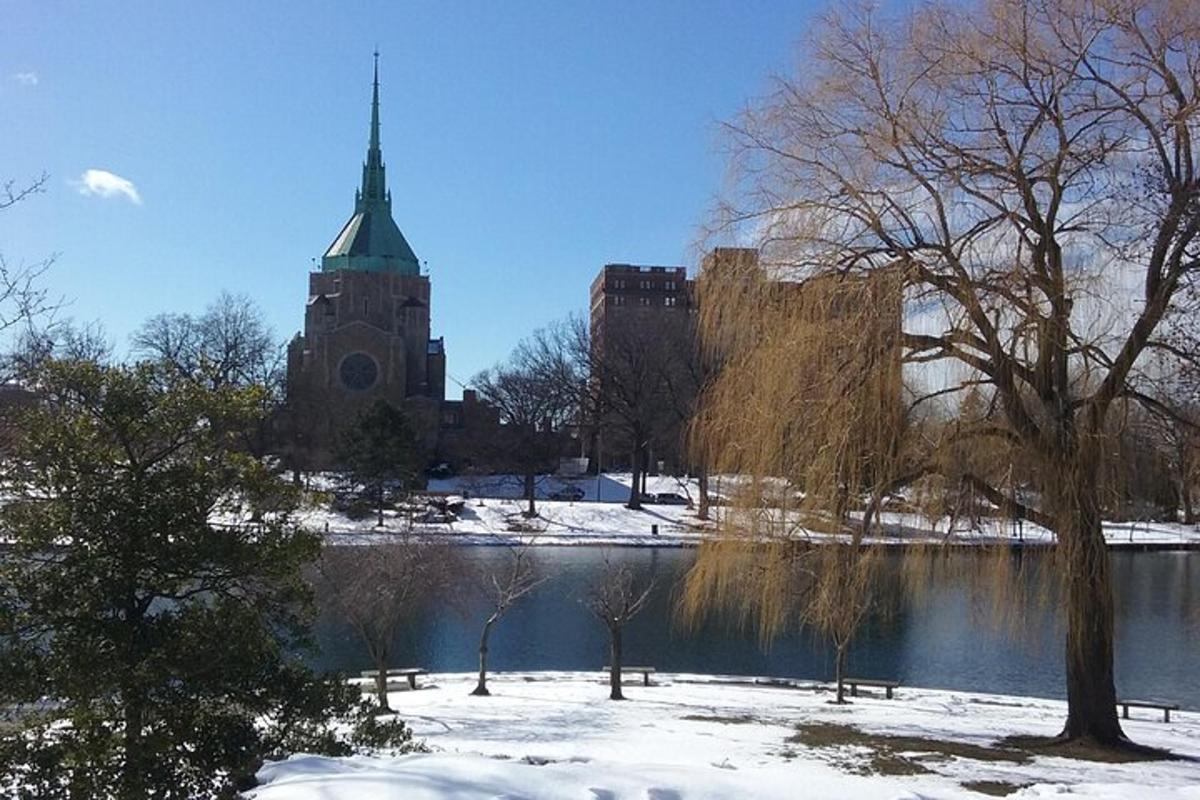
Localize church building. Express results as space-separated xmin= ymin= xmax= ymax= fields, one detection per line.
xmin=285 ymin=56 xmax=446 ymax=462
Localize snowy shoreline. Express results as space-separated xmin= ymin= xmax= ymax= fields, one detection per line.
xmin=320 ymin=524 xmax=1200 ymax=550
xmin=249 ymin=670 xmax=1200 ymax=799
xmin=286 ymin=472 xmax=1200 ymax=550
xmin=288 ymin=472 xmax=1200 ymax=550
xmin=305 ymin=498 xmax=1200 ymax=550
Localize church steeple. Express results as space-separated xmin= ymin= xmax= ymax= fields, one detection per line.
xmin=323 ymin=53 xmax=420 ymax=275
xmin=357 ymin=51 xmax=389 ymax=211
xmin=371 ymin=50 xmax=380 ymax=146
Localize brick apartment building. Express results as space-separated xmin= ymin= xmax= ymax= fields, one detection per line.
xmin=588 ymin=263 xmax=695 ymax=350
xmin=584 ymin=248 xmax=899 ymax=482
xmin=586 ymin=262 xmax=698 ymax=478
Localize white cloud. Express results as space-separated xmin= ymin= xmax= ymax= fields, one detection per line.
xmin=13 ymin=72 xmax=38 ymax=86
xmin=72 ymin=169 xmax=142 ymax=205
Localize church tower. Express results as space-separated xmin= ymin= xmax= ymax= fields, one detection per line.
xmin=285 ymin=54 xmax=447 ymax=462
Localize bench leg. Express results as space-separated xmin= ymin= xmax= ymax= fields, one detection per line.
xmin=408 ymin=674 xmax=418 ymax=691
xmin=850 ymin=684 xmax=858 ymax=698
xmin=885 ymin=686 xmax=893 ymax=699
xmin=1122 ymin=705 xmax=1129 ymax=719
xmin=1164 ymin=709 xmax=1170 ymax=723
xmin=643 ymin=673 xmax=650 ymax=687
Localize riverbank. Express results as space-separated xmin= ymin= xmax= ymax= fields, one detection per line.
xmin=249 ymin=671 xmax=1200 ymax=799
xmin=301 ymin=487 xmax=1200 ymax=550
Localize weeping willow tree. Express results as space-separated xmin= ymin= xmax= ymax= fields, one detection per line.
xmin=682 ymin=0 xmax=1200 ymax=749
xmin=681 ymin=254 xmax=905 ymax=704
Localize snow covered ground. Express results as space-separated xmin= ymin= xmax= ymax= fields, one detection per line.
xmin=297 ymin=472 xmax=1200 ymax=548
xmin=302 ymin=495 xmax=703 ymax=547
xmin=250 ymin=671 xmax=1200 ymax=799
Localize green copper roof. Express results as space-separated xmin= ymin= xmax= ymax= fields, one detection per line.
xmin=322 ymin=54 xmax=420 ymax=275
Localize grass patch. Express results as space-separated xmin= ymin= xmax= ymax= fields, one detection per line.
xmin=790 ymin=722 xmax=1179 ymax=781
xmin=868 ymin=752 xmax=935 ymax=776
xmin=1003 ymin=734 xmax=1175 ymax=763
xmin=961 ymin=780 xmax=1031 ymax=797
xmin=790 ymin=722 xmax=1031 ymax=776
xmin=681 ymin=713 xmax=759 ymax=725
xmin=791 ymin=722 xmax=1031 ymax=763
xmin=503 ymin=516 xmax=546 ymax=533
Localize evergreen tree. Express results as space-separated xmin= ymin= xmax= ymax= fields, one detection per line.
xmin=337 ymin=400 xmax=421 ymax=526
xmin=0 ymin=359 xmax=409 ymax=798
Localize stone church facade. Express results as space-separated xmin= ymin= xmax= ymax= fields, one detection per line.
xmin=284 ymin=56 xmax=446 ymax=465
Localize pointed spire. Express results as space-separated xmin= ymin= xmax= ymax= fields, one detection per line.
xmin=358 ymin=50 xmax=387 ymax=210
xmin=370 ymin=50 xmax=380 ymax=153
xmin=323 ymin=51 xmax=420 ymax=275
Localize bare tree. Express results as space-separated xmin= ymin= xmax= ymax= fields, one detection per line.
xmin=10 ymin=320 xmax=113 ymax=373
xmin=313 ymin=540 xmax=462 ymax=710
xmin=133 ymin=292 xmax=285 ymax=455
xmin=587 ymin=555 xmax=653 ymax=700
xmin=470 ymin=546 xmax=545 ymax=696
xmin=649 ymin=305 xmax=704 ymax=508
xmin=805 ymin=545 xmax=879 ymax=704
xmin=133 ymin=291 xmax=283 ymax=389
xmin=1146 ymin=402 xmax=1200 ymax=523
xmin=0 ymin=173 xmax=62 ymax=380
xmin=689 ymin=0 xmax=1200 ymax=748
xmin=682 ymin=537 xmax=879 ymax=705
xmin=472 ymin=321 xmax=584 ymax=517
xmin=1139 ymin=300 xmax=1200 ymax=523
xmin=579 ymin=314 xmax=678 ymax=510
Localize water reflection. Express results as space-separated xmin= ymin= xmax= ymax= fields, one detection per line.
xmin=306 ymin=548 xmax=1200 ymax=708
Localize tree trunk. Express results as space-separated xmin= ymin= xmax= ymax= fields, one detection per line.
xmin=697 ymin=467 xmax=710 ymax=521
xmin=524 ymin=470 xmax=537 ymax=517
xmin=834 ymin=643 xmax=847 ymax=704
xmin=120 ymin=689 xmax=146 ymax=800
xmin=1058 ymin=459 xmax=1125 ymax=745
xmin=374 ymin=656 xmax=392 ymax=711
xmin=472 ymin=614 xmax=497 ymax=696
xmin=834 ymin=480 xmax=850 ymax=525
xmin=377 ymin=484 xmax=385 ymax=527
xmin=1180 ymin=477 xmax=1194 ymax=525
xmin=118 ymin=598 xmax=147 ymax=800
xmin=627 ymin=450 xmax=642 ymax=510
xmin=609 ymin=624 xmax=625 ymax=700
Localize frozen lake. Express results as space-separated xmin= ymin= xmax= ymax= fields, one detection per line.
xmin=308 ymin=547 xmax=1200 ymax=708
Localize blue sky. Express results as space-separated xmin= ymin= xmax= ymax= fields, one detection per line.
xmin=2 ymin=1 xmax=822 ymax=395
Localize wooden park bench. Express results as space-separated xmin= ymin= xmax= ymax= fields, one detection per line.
xmin=846 ymin=678 xmax=900 ymax=699
xmin=360 ymin=667 xmax=429 ymax=691
xmin=1118 ymin=699 xmax=1179 ymax=723
xmin=602 ymin=666 xmax=657 ymax=686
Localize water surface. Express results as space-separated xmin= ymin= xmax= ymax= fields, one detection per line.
xmin=308 ymin=548 xmax=1200 ymax=708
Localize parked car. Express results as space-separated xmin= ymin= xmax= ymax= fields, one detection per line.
xmin=549 ymin=485 xmax=586 ymax=502
xmin=331 ymin=487 xmax=369 ymax=512
xmin=427 ymin=462 xmax=455 ymax=480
